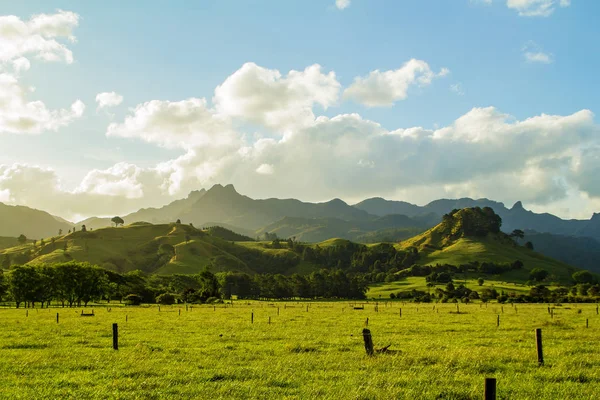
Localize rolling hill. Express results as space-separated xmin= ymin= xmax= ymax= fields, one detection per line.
xmin=0 ymin=223 xmax=316 ymax=276
xmin=398 ymin=207 xmax=579 ymax=282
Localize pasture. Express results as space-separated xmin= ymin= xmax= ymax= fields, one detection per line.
xmin=0 ymin=302 xmax=599 ymax=399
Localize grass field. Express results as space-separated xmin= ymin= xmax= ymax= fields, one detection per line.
xmin=366 ymin=277 xmax=532 ymax=299
xmin=1 ymin=301 xmax=600 ymax=399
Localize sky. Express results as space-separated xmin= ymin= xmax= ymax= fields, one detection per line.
xmin=1 ymin=0 xmax=600 ymax=222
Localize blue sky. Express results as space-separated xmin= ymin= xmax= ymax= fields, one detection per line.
xmin=1 ymin=0 xmax=599 ymax=220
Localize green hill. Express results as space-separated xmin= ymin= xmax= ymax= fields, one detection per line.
xmin=398 ymin=207 xmax=579 ymax=282
xmin=0 ymin=223 xmax=316 ymax=276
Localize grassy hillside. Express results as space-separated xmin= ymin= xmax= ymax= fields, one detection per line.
xmin=0 ymin=223 xmax=322 ymax=276
xmin=398 ymin=208 xmax=579 ymax=282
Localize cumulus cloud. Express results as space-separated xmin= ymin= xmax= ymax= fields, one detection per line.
xmin=506 ymin=0 xmax=570 ymax=17
xmin=1 ymin=105 xmax=599 ymax=220
xmin=214 ymin=62 xmax=340 ymax=131
xmin=0 ymin=10 xmax=79 ymax=65
xmin=344 ymin=59 xmax=449 ymax=107
xmin=335 ymin=0 xmax=351 ymax=10
xmin=0 ymin=10 xmax=83 ymax=135
xmin=96 ymin=91 xmax=123 ymax=110
xmin=107 ymin=98 xmax=239 ymax=150
xmin=0 ymin=73 xmax=85 ymax=134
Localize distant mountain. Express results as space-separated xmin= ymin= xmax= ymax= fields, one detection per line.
xmin=0 ymin=203 xmax=72 ymax=239
xmin=177 ymin=184 xmax=373 ymax=230
xmin=355 ymin=197 xmax=600 ymax=242
xmin=519 ymin=230 xmax=600 ymax=274
xmin=257 ymin=214 xmax=430 ymax=243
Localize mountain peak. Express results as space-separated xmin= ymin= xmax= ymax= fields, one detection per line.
xmin=207 ymin=183 xmax=238 ymax=194
xmin=591 ymin=212 xmax=600 ymax=222
xmin=512 ymin=201 xmax=524 ymax=210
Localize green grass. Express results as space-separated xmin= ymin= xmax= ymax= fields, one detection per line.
xmin=367 ymin=277 xmax=532 ymax=299
xmin=1 ymin=302 xmax=600 ymax=399
xmin=400 ymin=231 xmax=578 ymax=282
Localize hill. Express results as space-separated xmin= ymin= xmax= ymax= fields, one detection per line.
xmin=257 ymin=214 xmax=431 ymax=243
xmin=0 ymin=223 xmax=315 ymax=276
xmin=398 ymin=207 xmax=579 ymax=282
xmin=0 ymin=202 xmax=72 ymax=239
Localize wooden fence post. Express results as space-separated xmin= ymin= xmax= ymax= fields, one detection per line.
xmin=484 ymin=378 xmax=496 ymax=400
xmin=178 ymin=309 xmax=181 ymax=316
xmin=536 ymin=328 xmax=544 ymax=365
xmin=497 ymin=315 xmax=500 ymax=327
xmin=362 ymin=328 xmax=374 ymax=356
xmin=251 ymin=311 xmax=254 ymax=324
xmin=399 ymin=308 xmax=402 ymax=317
xmin=56 ymin=313 xmax=59 ymax=324
xmin=365 ymin=317 xmax=369 ymax=326
xmin=112 ymin=323 xmax=119 ymax=350
xmin=586 ymin=318 xmax=589 ymax=328
xmin=268 ymin=316 xmax=271 ymax=325
xmin=126 ymin=314 xmax=128 ymax=322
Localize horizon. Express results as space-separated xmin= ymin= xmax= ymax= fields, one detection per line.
xmin=1 ymin=1 xmax=600 ymax=221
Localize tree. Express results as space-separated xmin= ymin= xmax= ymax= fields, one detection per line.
xmin=81 ymin=225 xmax=87 ymax=232
xmin=156 ymin=293 xmax=176 ymax=305
xmin=572 ymin=270 xmax=595 ymax=285
xmin=111 ymin=216 xmax=124 ymax=227
xmin=1 ymin=254 xmax=10 ymax=269
xmin=58 ymin=229 xmax=63 ymax=236
xmin=529 ymin=268 xmax=549 ymax=282
xmin=510 ymin=229 xmax=525 ymax=239
xmin=176 ymin=219 xmax=181 ymax=224
xmin=17 ymin=234 xmax=27 ymax=244
xmin=525 ymin=241 xmax=534 ymax=250
xmin=63 ymin=242 xmax=68 ymax=252
xmin=477 ymin=278 xmax=484 ymax=286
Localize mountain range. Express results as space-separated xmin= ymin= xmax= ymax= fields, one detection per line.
xmin=2 ymin=184 xmax=600 ymax=271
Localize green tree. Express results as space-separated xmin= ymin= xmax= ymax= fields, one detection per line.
xmin=81 ymin=224 xmax=87 ymax=232
xmin=572 ymin=270 xmax=595 ymax=284
xmin=1 ymin=254 xmax=10 ymax=269
xmin=8 ymin=265 xmax=40 ymax=308
xmin=529 ymin=268 xmax=549 ymax=282
xmin=111 ymin=216 xmax=125 ymax=227
xmin=510 ymin=229 xmax=525 ymax=239
xmin=525 ymin=241 xmax=534 ymax=250
xmin=58 ymin=229 xmax=63 ymax=236
xmin=17 ymin=234 xmax=27 ymax=244
xmin=156 ymin=293 xmax=176 ymax=305
xmin=477 ymin=277 xmax=484 ymax=286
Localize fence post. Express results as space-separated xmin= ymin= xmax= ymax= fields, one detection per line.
xmin=536 ymin=328 xmax=544 ymax=365
xmin=112 ymin=323 xmax=119 ymax=350
xmin=484 ymin=378 xmax=496 ymax=400
xmin=497 ymin=315 xmax=500 ymax=327
xmin=362 ymin=328 xmax=374 ymax=356
xmin=251 ymin=311 xmax=254 ymax=324
xmin=586 ymin=318 xmax=589 ymax=328
xmin=365 ymin=317 xmax=369 ymax=326
xmin=399 ymin=308 xmax=402 ymax=317
xmin=56 ymin=313 xmax=59 ymax=324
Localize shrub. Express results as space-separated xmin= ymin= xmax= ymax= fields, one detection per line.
xmin=156 ymin=293 xmax=176 ymax=305
xmin=124 ymin=294 xmax=143 ymax=305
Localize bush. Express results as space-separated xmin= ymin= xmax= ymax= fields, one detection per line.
xmin=156 ymin=293 xmax=176 ymax=305
xmin=205 ymin=296 xmax=223 ymax=304
xmin=124 ymin=294 xmax=143 ymax=305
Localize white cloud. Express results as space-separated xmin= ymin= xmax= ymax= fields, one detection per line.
xmin=522 ymin=41 xmax=553 ymax=64
xmin=0 ymin=10 xmax=79 ymax=65
xmin=96 ymin=91 xmax=123 ymax=110
xmin=0 ymin=73 xmax=85 ymax=134
xmin=256 ymin=164 xmax=275 ymax=175
xmin=335 ymin=0 xmax=351 ymax=10
xmin=343 ymin=59 xmax=449 ymax=107
xmin=0 ymin=10 xmax=83 ymax=135
xmin=214 ymin=62 xmax=340 ymax=131
xmin=107 ymin=98 xmax=238 ymax=150
xmin=506 ymin=0 xmax=570 ymax=17
xmin=2 ymin=106 xmax=599 ymax=220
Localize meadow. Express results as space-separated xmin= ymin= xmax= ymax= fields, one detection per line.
xmin=1 ymin=301 xmax=600 ymax=399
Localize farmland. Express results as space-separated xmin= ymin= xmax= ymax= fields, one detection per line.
xmin=1 ymin=301 xmax=599 ymax=399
